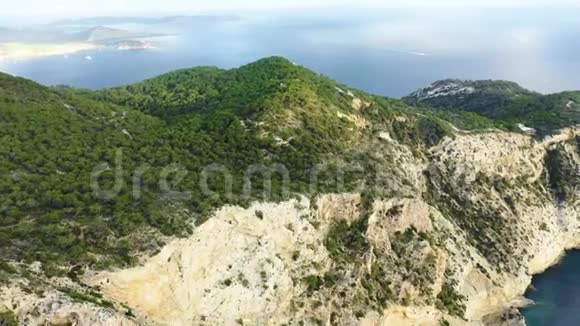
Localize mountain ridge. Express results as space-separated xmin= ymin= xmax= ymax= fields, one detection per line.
xmin=0 ymin=57 xmax=578 ymax=326
xmin=406 ymin=79 xmax=537 ymax=102
xmin=404 ymin=78 xmax=580 ymax=136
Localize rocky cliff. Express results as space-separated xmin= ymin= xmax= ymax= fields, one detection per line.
xmin=0 ymin=59 xmax=578 ymax=326
xmin=65 ymin=127 xmax=579 ymax=325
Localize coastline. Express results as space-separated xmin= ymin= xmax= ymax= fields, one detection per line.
xmin=473 ymin=214 xmax=579 ymax=325
xmin=518 ymin=247 xmax=580 ymax=324
xmin=521 ymin=250 xmax=580 ymax=325
xmin=0 ymin=120 xmax=576 ymax=325
xmin=83 ymin=127 xmax=579 ymax=326
xmin=0 ymin=42 xmax=100 ymax=60
xmin=472 ymin=211 xmax=580 ymax=325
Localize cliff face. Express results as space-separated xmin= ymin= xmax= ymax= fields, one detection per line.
xmin=1 ymin=61 xmax=578 ymax=326
xmin=404 ymin=79 xmax=580 ymax=137
xmin=425 ymin=128 xmax=580 ymax=323
xmin=0 ymin=284 xmax=135 ymax=326
xmin=76 ymin=127 xmax=578 ymax=325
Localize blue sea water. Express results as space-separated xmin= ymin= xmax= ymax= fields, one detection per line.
xmin=1 ymin=7 xmax=580 ymax=97
xmin=523 ymin=251 xmax=580 ymax=326
xmin=0 ymin=7 xmax=579 ymax=325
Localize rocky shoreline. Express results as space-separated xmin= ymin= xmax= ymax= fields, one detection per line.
xmin=2 ymin=127 xmax=578 ymax=325
xmin=89 ymin=128 xmax=579 ymax=325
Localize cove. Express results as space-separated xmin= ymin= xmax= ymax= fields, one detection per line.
xmin=522 ymin=250 xmax=580 ymax=326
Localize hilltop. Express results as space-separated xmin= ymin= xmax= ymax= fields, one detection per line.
xmin=404 ymin=79 xmax=580 ymax=135
xmin=0 ymin=56 xmax=452 ymax=271
xmin=0 ymin=57 xmax=578 ymax=325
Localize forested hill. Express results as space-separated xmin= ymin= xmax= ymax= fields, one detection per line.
xmin=0 ymin=57 xmax=577 ymax=281
xmin=0 ymin=57 xmax=454 ymax=276
xmin=404 ymin=79 xmax=580 ymax=136
xmin=0 ymin=71 xmax=170 ymax=270
xmin=90 ymin=56 xmax=372 ymax=122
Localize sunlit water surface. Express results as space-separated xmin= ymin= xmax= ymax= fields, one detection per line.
xmin=1 ymin=8 xmax=580 ymax=97
xmin=523 ymin=251 xmax=580 ymax=326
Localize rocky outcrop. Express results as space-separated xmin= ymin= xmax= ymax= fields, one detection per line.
xmin=4 ymin=128 xmax=578 ymax=325
xmin=80 ymin=128 xmax=578 ymax=326
xmin=427 ymin=128 xmax=579 ymax=324
xmin=87 ymin=198 xmax=330 ymax=325
xmin=0 ymin=284 xmax=135 ymax=325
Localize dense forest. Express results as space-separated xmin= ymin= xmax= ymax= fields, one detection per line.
xmin=0 ymin=57 xmax=576 ymax=278
xmin=404 ymin=79 xmax=580 ymax=136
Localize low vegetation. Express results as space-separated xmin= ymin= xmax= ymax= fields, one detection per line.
xmin=0 ymin=57 xmax=577 ymax=322
xmin=0 ymin=310 xmax=17 ymax=326
xmin=436 ymin=282 xmax=466 ymax=318
xmin=404 ymin=79 xmax=580 ymax=136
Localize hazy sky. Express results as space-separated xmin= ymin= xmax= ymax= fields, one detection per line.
xmin=2 ymin=0 xmax=579 ymax=18
xmin=2 ymin=0 xmax=579 ymax=95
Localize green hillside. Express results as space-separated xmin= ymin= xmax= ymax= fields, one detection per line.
xmin=404 ymin=79 xmax=580 ymax=135
xmin=0 ymin=58 xmax=456 ymax=276
xmin=1 ymin=57 xmax=577 ymax=281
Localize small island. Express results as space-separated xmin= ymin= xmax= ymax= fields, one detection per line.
xmin=108 ymin=40 xmax=156 ymax=51
xmin=0 ymin=25 xmax=163 ymax=60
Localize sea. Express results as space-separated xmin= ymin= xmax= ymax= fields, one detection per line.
xmin=1 ymin=7 xmax=580 ymax=97
xmin=523 ymin=251 xmax=580 ymax=326
xmin=0 ymin=8 xmax=579 ymax=324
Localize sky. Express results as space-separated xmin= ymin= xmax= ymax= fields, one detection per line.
xmin=1 ymin=0 xmax=579 ymax=95
xmin=2 ymin=0 xmax=580 ymax=19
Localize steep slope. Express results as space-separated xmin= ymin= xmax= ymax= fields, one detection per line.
xmin=0 ymin=59 xmax=578 ymax=325
xmin=87 ymin=128 xmax=579 ymax=326
xmin=75 ymin=26 xmax=163 ymax=44
xmin=0 ymin=73 xmax=177 ymax=269
xmin=94 ymin=57 xmax=371 ymax=121
xmin=405 ymin=79 xmax=580 ymax=136
xmin=0 ymin=58 xmax=448 ymax=276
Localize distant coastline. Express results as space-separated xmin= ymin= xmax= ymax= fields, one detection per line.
xmin=0 ymin=23 xmax=166 ymax=61
xmin=0 ymin=42 xmax=100 ymax=60
xmin=0 ymin=39 xmax=157 ymax=61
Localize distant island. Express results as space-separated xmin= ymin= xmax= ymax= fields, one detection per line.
xmin=0 ymin=42 xmax=99 ymax=60
xmin=48 ymin=14 xmax=240 ymax=26
xmin=0 ymin=22 xmax=168 ymax=60
xmin=109 ymin=40 xmax=155 ymax=51
xmin=0 ymin=57 xmax=577 ymax=325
